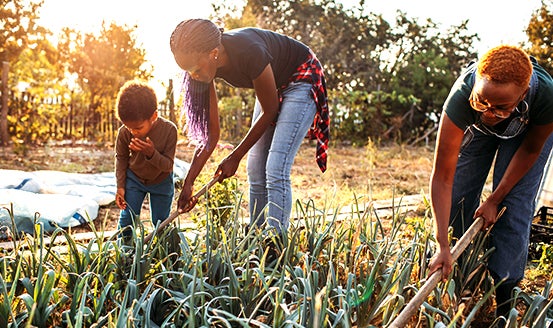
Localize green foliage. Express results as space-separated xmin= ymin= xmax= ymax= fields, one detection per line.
xmin=64 ymin=22 xmax=152 ymax=99
xmin=215 ymin=0 xmax=478 ymax=144
xmin=1 ymin=194 xmax=544 ymax=326
xmin=534 ymin=242 xmax=553 ymax=271
xmin=511 ymin=281 xmax=553 ymax=328
xmin=218 ymin=93 xmax=253 ymax=143
xmin=7 ymin=88 xmax=65 ymax=145
xmin=8 ymin=39 xmax=69 ymax=147
xmin=3 ymin=20 xmax=152 ymax=146
xmin=1 ymin=0 xmax=48 ymax=145
xmin=332 ymin=88 xmax=422 ymax=144
xmin=0 ymin=0 xmax=45 ymax=64
xmin=526 ymin=1 xmax=553 ymax=74
xmin=190 ymin=175 xmax=240 ymax=230
xmin=58 ymin=23 xmax=152 ymax=140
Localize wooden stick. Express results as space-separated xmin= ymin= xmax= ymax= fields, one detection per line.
xmin=143 ymin=176 xmax=219 ymax=243
xmin=388 ymin=216 xmax=485 ymax=328
xmin=389 ymin=206 xmax=506 ymax=327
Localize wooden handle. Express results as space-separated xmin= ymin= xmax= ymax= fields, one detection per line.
xmin=388 ymin=216 xmax=484 ymax=328
xmin=143 ymin=176 xmax=219 ymax=243
xmin=390 ymin=206 xmax=506 ymax=327
xmin=391 ymin=206 xmax=506 ymax=326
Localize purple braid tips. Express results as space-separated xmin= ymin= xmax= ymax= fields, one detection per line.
xmin=180 ymin=72 xmax=210 ymax=147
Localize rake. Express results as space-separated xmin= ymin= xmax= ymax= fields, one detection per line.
xmin=143 ymin=176 xmax=219 ymax=243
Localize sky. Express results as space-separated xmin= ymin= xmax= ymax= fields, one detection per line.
xmin=36 ymin=0 xmax=544 ymax=98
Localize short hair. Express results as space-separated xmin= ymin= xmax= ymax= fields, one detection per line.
xmin=116 ymin=80 xmax=157 ymax=122
xmin=169 ymin=18 xmax=222 ymax=55
xmin=477 ymin=45 xmax=532 ymax=88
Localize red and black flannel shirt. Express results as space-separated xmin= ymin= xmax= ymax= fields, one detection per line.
xmin=280 ymin=51 xmax=329 ymax=173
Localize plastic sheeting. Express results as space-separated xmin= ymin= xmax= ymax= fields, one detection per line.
xmin=0 ymin=158 xmax=190 ymax=234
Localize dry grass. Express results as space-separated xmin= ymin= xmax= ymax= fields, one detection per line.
xmin=0 ymin=139 xmax=435 ymax=231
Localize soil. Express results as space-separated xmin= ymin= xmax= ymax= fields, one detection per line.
xmin=0 ymin=140 xmax=435 ymax=234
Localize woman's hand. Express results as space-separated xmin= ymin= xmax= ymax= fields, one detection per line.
xmin=215 ymin=152 xmax=241 ymax=181
xmin=177 ymin=182 xmax=197 ymax=213
xmin=428 ymin=245 xmax=453 ymax=282
xmin=116 ymin=188 xmax=126 ymax=210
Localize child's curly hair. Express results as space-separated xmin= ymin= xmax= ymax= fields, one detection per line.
xmin=477 ymin=45 xmax=532 ymax=88
xmin=116 ymin=80 xmax=157 ymax=122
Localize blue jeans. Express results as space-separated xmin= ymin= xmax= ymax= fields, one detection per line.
xmin=246 ymin=82 xmax=317 ymax=233
xmin=118 ymin=169 xmax=174 ymax=236
xmin=450 ymin=127 xmax=553 ymax=283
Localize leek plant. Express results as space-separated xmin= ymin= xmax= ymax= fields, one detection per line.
xmin=0 ymin=193 xmax=551 ymax=327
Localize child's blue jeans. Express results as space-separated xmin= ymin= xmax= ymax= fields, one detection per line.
xmin=118 ymin=169 xmax=174 ymax=236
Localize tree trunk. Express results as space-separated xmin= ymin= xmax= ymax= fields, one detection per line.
xmin=0 ymin=62 xmax=9 ymax=146
xmin=168 ymin=79 xmax=177 ymax=123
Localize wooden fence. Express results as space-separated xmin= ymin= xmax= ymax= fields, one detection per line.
xmin=0 ymin=79 xmax=177 ymax=145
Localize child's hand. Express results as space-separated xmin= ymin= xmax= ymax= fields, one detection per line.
xmin=129 ymin=137 xmax=155 ymax=158
xmin=116 ymin=188 xmax=126 ymax=209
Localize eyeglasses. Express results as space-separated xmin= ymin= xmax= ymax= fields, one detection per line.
xmin=469 ymin=90 xmax=524 ymax=119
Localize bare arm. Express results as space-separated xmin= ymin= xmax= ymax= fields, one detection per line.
xmin=428 ymin=114 xmax=465 ymax=280
xmin=177 ymin=81 xmax=221 ymax=212
xmin=216 ymin=64 xmax=280 ymax=179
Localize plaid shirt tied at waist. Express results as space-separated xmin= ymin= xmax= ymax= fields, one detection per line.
xmin=279 ymin=51 xmax=329 ymax=173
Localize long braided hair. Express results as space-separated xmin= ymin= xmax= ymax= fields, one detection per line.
xmin=170 ymin=19 xmax=222 ymax=147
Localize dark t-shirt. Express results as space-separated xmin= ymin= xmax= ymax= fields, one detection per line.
xmin=215 ymin=27 xmax=310 ymax=88
xmin=443 ymin=60 xmax=553 ymax=130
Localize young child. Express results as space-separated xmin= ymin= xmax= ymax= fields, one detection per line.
xmin=114 ymin=80 xmax=178 ymax=237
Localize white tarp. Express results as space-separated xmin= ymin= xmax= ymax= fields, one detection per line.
xmin=0 ymin=158 xmax=190 ymax=234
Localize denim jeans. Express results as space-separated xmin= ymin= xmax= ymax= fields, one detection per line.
xmin=246 ymin=82 xmax=317 ymax=233
xmin=118 ymin=169 xmax=174 ymax=236
xmin=450 ymin=127 xmax=553 ymax=283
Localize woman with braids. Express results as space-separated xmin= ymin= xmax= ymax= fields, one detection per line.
xmin=169 ymin=19 xmax=329 ymax=234
xmin=428 ymin=45 xmax=553 ymax=324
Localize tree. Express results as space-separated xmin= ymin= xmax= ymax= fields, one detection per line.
xmin=526 ymin=0 xmax=553 ymax=74
xmin=244 ymin=0 xmax=392 ymax=94
xmin=0 ymin=0 xmax=45 ymax=145
xmin=8 ymin=38 xmax=68 ymax=144
xmin=386 ymin=15 xmax=478 ymax=142
xmin=238 ymin=0 xmax=477 ymax=143
xmin=0 ymin=0 xmax=45 ymax=64
xmin=213 ymin=0 xmax=396 ymax=143
xmin=58 ymin=22 xmax=152 ymax=140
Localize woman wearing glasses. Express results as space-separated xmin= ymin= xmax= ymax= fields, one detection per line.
xmin=428 ymin=45 xmax=553 ymax=323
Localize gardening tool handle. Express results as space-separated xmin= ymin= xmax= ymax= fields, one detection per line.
xmin=143 ymin=175 xmax=219 ymax=243
xmin=388 ymin=216 xmax=484 ymax=328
